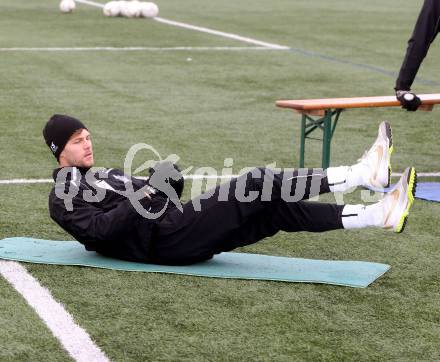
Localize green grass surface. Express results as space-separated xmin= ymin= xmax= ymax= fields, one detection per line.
xmin=1 ymin=0 xmax=439 ymax=360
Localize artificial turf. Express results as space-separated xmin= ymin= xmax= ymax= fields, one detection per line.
xmin=0 ymin=0 xmax=439 ymax=360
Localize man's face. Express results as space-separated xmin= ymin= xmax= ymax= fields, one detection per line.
xmin=59 ymin=129 xmax=94 ymax=168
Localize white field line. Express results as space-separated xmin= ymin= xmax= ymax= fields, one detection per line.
xmin=0 ymin=175 xmax=236 ymax=185
xmin=391 ymin=172 xmax=440 ymax=177
xmin=75 ymin=0 xmax=104 ymax=8
xmin=75 ymin=0 xmax=290 ymax=50
xmin=0 ymin=172 xmax=439 ymax=185
xmin=0 ymin=46 xmax=277 ymax=52
xmin=153 ymin=17 xmax=290 ymax=50
xmin=0 ymin=260 xmax=110 ymax=362
xmin=0 ymin=178 xmax=54 ymax=184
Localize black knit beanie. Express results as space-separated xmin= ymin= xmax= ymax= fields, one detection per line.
xmin=43 ymin=114 xmax=87 ymax=161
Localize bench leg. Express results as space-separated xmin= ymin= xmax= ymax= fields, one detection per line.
xmin=296 ymin=109 xmax=342 ymax=169
xmin=300 ymin=115 xmax=306 ymax=168
xmin=322 ymin=110 xmax=332 ymax=169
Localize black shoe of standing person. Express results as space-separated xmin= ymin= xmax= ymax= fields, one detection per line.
xmin=396 ymin=90 xmax=422 ymax=111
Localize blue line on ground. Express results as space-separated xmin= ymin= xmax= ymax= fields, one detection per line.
xmin=287 ymin=47 xmax=440 ymax=86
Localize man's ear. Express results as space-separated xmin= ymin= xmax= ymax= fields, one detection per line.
xmin=58 ymin=149 xmax=67 ymax=167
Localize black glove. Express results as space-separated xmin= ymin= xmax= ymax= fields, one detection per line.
xmin=147 ymin=161 xmax=184 ymax=200
xmin=396 ymin=90 xmax=422 ymax=111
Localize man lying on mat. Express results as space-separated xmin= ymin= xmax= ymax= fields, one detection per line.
xmin=43 ymin=115 xmax=417 ymax=265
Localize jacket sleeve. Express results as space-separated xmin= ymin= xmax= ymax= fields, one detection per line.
xmin=395 ymin=0 xmax=440 ymax=90
xmin=50 ymin=192 xmax=146 ymax=244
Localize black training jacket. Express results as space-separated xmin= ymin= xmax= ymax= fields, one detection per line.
xmin=395 ymin=0 xmax=440 ymax=90
xmin=48 ymin=167 xmax=166 ymax=262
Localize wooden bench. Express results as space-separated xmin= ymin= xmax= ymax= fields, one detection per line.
xmin=276 ymin=94 xmax=440 ymax=169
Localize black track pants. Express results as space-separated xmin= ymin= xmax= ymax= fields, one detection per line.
xmin=150 ymin=167 xmax=344 ymax=265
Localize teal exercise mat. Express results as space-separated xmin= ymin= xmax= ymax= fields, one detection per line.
xmin=416 ymin=182 xmax=440 ymax=203
xmin=0 ymin=238 xmax=390 ymax=288
xmin=369 ymin=182 xmax=440 ymax=203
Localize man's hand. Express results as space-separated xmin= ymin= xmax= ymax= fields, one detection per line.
xmin=148 ymin=161 xmax=184 ymax=200
xmin=396 ymin=90 xmax=422 ymax=111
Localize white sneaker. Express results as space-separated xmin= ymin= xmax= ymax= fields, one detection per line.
xmin=358 ymin=121 xmax=393 ymax=188
xmin=381 ymin=167 xmax=417 ymax=233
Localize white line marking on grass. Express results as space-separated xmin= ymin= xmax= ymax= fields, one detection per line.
xmin=76 ymin=0 xmax=104 ymax=8
xmin=0 ymin=260 xmax=110 ymax=362
xmin=1 ymin=172 xmax=439 ymax=185
xmin=0 ymin=46 xmax=279 ymax=52
xmin=75 ymin=0 xmax=289 ymax=49
xmin=0 ymin=178 xmax=54 ymax=184
xmin=392 ymin=172 xmax=440 ymax=177
xmin=153 ymin=17 xmax=290 ymax=50
xmin=0 ymin=175 xmax=238 ymax=185
xmin=182 ymin=175 xmax=239 ymax=180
